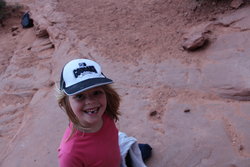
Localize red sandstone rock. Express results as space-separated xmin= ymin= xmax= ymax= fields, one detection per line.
xmin=230 ymin=0 xmax=244 ymax=9
xmin=1 ymin=1 xmax=250 ymax=167
xmin=182 ymin=32 xmax=208 ymax=51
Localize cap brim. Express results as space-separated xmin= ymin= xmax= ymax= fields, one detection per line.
xmin=63 ymin=78 xmax=113 ymax=95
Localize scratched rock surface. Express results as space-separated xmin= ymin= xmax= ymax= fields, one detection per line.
xmin=1 ymin=0 xmax=250 ymax=167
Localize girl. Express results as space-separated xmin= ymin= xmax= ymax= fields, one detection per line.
xmin=57 ymin=59 xmax=121 ymax=167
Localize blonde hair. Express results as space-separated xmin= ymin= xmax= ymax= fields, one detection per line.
xmin=56 ymin=84 xmax=120 ymax=138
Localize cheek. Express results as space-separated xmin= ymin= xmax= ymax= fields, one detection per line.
xmin=69 ymin=99 xmax=82 ymax=115
xmin=101 ymin=96 xmax=107 ymax=108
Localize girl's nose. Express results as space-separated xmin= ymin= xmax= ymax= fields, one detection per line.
xmin=84 ymin=94 xmax=96 ymax=104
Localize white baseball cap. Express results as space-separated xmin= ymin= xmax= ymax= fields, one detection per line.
xmin=60 ymin=59 xmax=113 ymax=95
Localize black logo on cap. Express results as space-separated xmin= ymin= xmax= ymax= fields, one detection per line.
xmin=73 ymin=63 xmax=97 ymax=78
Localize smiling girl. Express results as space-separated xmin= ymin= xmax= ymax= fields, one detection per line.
xmin=57 ymin=59 xmax=121 ymax=167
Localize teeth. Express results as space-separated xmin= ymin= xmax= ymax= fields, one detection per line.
xmin=84 ymin=107 xmax=99 ymax=114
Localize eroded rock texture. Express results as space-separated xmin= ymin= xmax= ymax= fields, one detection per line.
xmin=1 ymin=0 xmax=250 ymax=167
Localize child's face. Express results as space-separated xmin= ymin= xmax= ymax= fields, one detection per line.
xmin=68 ymin=86 xmax=107 ymax=127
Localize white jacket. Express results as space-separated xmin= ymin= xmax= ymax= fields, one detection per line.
xmin=119 ymin=132 xmax=147 ymax=167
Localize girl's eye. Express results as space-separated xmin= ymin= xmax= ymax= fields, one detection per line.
xmin=72 ymin=89 xmax=104 ymax=100
xmin=93 ymin=90 xmax=103 ymax=96
xmin=74 ymin=94 xmax=85 ymax=100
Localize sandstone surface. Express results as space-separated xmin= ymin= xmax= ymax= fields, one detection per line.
xmin=0 ymin=0 xmax=250 ymax=167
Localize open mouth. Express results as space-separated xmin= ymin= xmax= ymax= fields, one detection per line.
xmin=83 ymin=107 xmax=99 ymax=115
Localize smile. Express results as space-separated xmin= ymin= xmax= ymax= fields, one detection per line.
xmin=83 ymin=107 xmax=99 ymax=115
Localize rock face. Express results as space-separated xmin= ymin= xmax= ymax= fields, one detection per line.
xmin=1 ymin=0 xmax=250 ymax=167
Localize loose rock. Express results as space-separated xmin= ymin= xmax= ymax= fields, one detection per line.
xmin=230 ymin=0 xmax=244 ymax=9
xmin=182 ymin=32 xmax=208 ymax=51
